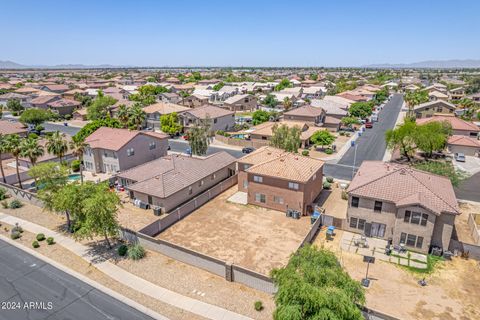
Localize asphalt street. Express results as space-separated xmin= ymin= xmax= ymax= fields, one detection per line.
xmin=168 ymin=138 xmax=244 ymax=158
xmin=455 ymin=171 xmax=480 ymax=201
xmin=0 ymin=239 xmax=156 ymax=320
xmin=323 ymin=94 xmax=404 ymax=180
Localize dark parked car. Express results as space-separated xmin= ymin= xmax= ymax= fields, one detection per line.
xmin=365 ymin=121 xmax=373 ymax=129
xmin=242 ymin=147 xmax=255 ymax=154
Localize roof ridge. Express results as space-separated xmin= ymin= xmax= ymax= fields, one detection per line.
xmin=348 ymin=163 xmax=401 ymax=193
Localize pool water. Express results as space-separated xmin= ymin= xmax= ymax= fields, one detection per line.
xmin=68 ymin=174 xmax=81 ymax=181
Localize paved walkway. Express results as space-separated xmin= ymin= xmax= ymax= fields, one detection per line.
xmin=0 ymin=213 xmax=252 ymax=320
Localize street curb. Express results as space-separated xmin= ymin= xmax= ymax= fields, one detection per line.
xmin=0 ymin=234 xmax=170 ymax=320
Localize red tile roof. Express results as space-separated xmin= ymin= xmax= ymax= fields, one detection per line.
xmin=85 ymin=127 xmax=168 ymax=151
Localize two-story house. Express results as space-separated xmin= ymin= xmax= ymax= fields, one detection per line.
xmin=237 ymin=146 xmax=324 ymax=214
xmin=143 ymin=102 xmax=190 ymax=130
xmin=283 ymin=105 xmax=326 ymax=126
xmin=449 ymin=87 xmax=466 ymax=100
xmin=413 ymin=100 xmax=456 ymax=119
xmin=115 ymin=152 xmax=236 ymax=212
xmin=83 ymin=127 xmax=169 ymax=174
xmin=346 ymin=161 xmax=460 ymax=253
xmin=222 ymin=94 xmax=257 ymax=112
xmin=180 ymin=105 xmax=235 ymax=133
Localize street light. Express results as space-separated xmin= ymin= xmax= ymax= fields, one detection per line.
xmin=351 ymin=139 xmax=358 ymax=180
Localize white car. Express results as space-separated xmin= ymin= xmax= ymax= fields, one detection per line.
xmin=455 ymin=153 xmax=466 ymax=162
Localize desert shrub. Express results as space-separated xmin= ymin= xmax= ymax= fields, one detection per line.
xmin=10 ymin=231 xmax=21 ymax=240
xmin=32 ymin=241 xmax=40 ymax=248
xmin=127 ymin=244 xmax=146 ymax=260
xmin=46 ymin=237 xmax=55 ymax=245
xmin=1 ymin=201 xmax=9 ymax=209
xmin=326 ymin=176 xmax=334 ymax=183
xmin=345 ymin=132 xmax=351 ymax=137
xmin=254 ymin=301 xmax=264 ymax=311
xmin=341 ymin=190 xmax=348 ymax=200
xmin=324 ymin=148 xmax=333 ymax=155
xmin=323 ymin=181 xmax=332 ymax=190
xmin=0 ymin=188 xmax=7 ymax=200
xmin=64 ymin=114 xmax=72 ymax=120
xmin=12 ymin=223 xmax=23 ymax=233
xmin=118 ymin=244 xmax=128 ymax=256
xmin=339 ymin=131 xmax=346 ymax=136
xmin=302 ymin=150 xmax=310 ymax=156
xmin=36 ymin=233 xmax=46 ymax=241
xmin=9 ymin=199 xmax=23 ymax=209
xmin=71 ymin=159 xmax=81 ymax=172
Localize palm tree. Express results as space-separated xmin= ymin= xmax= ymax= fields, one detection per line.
xmin=128 ymin=104 xmax=146 ymax=130
xmin=4 ymin=134 xmax=23 ymax=188
xmin=46 ymin=131 xmax=68 ymax=162
xmin=0 ymin=134 xmax=7 ymax=183
xmin=20 ymin=137 xmax=44 ymax=166
xmin=116 ymin=104 xmax=129 ymax=128
xmin=69 ymin=139 xmax=87 ymax=184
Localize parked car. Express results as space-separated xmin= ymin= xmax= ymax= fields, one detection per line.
xmin=455 ymin=153 xmax=466 ymax=162
xmin=242 ymin=147 xmax=255 ymax=154
xmin=185 ymin=147 xmax=192 ymax=155
xmin=365 ymin=121 xmax=373 ymax=129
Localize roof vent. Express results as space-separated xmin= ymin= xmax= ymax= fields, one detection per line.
xmin=400 ymin=169 xmax=406 ymax=175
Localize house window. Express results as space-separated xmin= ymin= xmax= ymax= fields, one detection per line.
xmin=421 ymin=213 xmax=428 ymax=226
xmin=411 ymin=211 xmax=421 ymax=224
xmin=404 ymin=210 xmax=427 ymax=226
xmin=244 ymin=164 xmax=251 ymax=170
xmin=400 ymin=232 xmax=424 ymax=248
xmin=349 ymin=217 xmax=365 ymax=230
xmin=406 ymin=234 xmax=417 ymax=247
xmin=374 ymin=201 xmax=383 ymax=213
xmin=214 ymin=118 xmax=217 ymax=124
xmin=149 ymin=142 xmax=156 ymax=150
xmin=147 ymin=196 xmax=153 ymax=205
xmin=211 ymin=173 xmax=216 ymax=180
xmin=351 ymin=196 xmax=359 ymax=208
xmin=188 ymin=186 xmax=193 ymax=195
xmin=253 ymin=175 xmax=263 ymax=183
xmin=113 ymin=152 xmax=117 ymax=159
xmin=350 ymin=217 xmax=358 ymax=228
xmin=255 ymin=193 xmax=266 ymax=203
xmin=127 ymin=148 xmax=135 ymax=156
xmin=288 ymin=182 xmax=299 ymax=190
xmin=273 ymin=196 xmax=284 ymax=204
xmin=243 ymin=180 xmax=248 ymax=189
xmin=312 ymin=174 xmax=317 ymax=180
xmin=198 ymin=180 xmax=204 ymax=187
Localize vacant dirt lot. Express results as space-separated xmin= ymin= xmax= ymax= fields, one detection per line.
xmin=158 ymin=186 xmax=311 ymax=275
xmin=455 ymin=201 xmax=480 ymax=244
xmin=315 ymin=229 xmax=480 ymax=320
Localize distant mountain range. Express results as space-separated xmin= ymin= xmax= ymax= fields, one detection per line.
xmin=364 ymin=59 xmax=480 ymax=69
xmin=0 ymin=60 xmax=127 ymax=69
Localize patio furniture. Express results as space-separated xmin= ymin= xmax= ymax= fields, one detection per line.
xmin=326 ymin=226 xmax=335 ymax=240
xmin=354 ymin=236 xmax=369 ymax=248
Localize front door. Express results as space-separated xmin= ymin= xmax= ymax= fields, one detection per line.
xmin=370 ymin=223 xmax=386 ymax=238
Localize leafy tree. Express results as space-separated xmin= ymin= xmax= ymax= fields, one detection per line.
xmin=252 ymin=110 xmax=270 ymax=125
xmin=283 ymin=97 xmax=293 ymax=111
xmin=309 ymin=73 xmax=318 ymax=81
xmin=341 ymin=116 xmax=360 ymax=127
xmin=46 ymin=131 xmax=69 ymax=162
xmin=213 ymin=82 xmax=224 ymax=91
xmin=274 ymin=78 xmax=292 ymax=91
xmin=414 ymin=121 xmax=452 ymax=159
xmin=385 ymin=120 xmax=417 ymax=162
xmin=0 ymin=134 xmax=7 ymax=183
xmin=348 ymin=102 xmax=374 ymax=119
xmin=272 ymin=245 xmax=365 ymax=320
xmin=75 ymin=182 xmax=121 ymax=249
xmin=263 ymin=94 xmax=278 ymax=108
xmin=373 ymin=87 xmax=389 ymax=105
xmin=20 ymin=137 xmax=44 ymax=166
xmin=7 ymin=99 xmax=24 ymax=113
xmin=74 ymin=93 xmax=92 ymax=107
xmin=4 ymin=134 xmax=23 ymax=188
xmin=19 ymin=108 xmax=52 ymax=126
xmin=69 ymin=139 xmax=87 ymax=184
xmin=160 ymin=112 xmax=183 ymax=135
xmin=73 ymin=117 xmax=122 ymax=142
xmin=87 ymin=91 xmax=117 ymax=120
xmin=310 ymin=130 xmax=336 ymax=149
xmin=30 ymin=163 xmax=69 ymax=215
xmin=270 ymin=124 xmax=301 ymax=152
xmin=188 ymin=120 xmax=210 ymax=156
xmin=127 ymin=103 xmax=146 ymax=130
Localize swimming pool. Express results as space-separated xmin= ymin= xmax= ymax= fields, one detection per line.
xmin=68 ymin=174 xmax=81 ymax=182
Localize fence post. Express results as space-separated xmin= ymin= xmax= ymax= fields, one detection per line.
xmin=225 ymin=262 xmax=233 ymax=282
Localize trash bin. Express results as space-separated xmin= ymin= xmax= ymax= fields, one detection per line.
xmin=351 ymin=140 xmax=355 ymax=147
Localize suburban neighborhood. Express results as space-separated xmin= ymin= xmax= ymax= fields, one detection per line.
xmin=1 ymin=1 xmax=480 ymax=320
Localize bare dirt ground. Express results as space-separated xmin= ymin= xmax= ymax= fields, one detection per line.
xmin=158 ymin=186 xmax=311 ymax=275
xmin=117 ymin=192 xmax=161 ymax=231
xmin=456 ymin=201 xmax=480 ymax=244
xmin=1 ymin=201 xmax=275 ymax=319
xmin=315 ymin=229 xmax=480 ymax=320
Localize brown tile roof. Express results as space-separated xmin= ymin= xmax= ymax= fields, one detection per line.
xmin=347 ymin=161 xmax=459 ymax=215
xmin=337 ymin=93 xmax=368 ymax=102
xmin=142 ymin=102 xmax=190 ymax=114
xmin=47 ymin=98 xmax=81 ymax=108
xmin=238 ymin=146 xmax=285 ymax=165
xmin=0 ymin=120 xmax=28 ymax=135
xmin=284 ymin=105 xmax=324 ymax=117
xmin=416 ymin=115 xmax=479 ymax=132
xmin=184 ymin=105 xmax=234 ymax=119
xmin=30 ymin=95 xmax=59 ymax=105
xmin=118 ymin=152 xmax=236 ymax=198
xmin=85 ymin=127 xmax=168 ymax=151
xmin=245 ymin=147 xmax=324 ymax=183
xmin=413 ymin=100 xmax=456 ymax=111
xmin=448 ymin=135 xmax=480 ymax=148
xmin=43 ymin=84 xmax=69 ymax=92
xmin=0 ymin=92 xmax=28 ymax=100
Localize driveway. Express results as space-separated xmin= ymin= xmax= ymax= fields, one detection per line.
xmin=0 ymin=239 xmax=155 ymax=320
xmin=324 ymin=94 xmax=404 ymax=180
xmin=168 ymin=138 xmax=244 ymax=158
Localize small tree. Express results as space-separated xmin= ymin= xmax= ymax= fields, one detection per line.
xmin=341 ymin=116 xmax=360 ymax=128
xmin=263 ymin=94 xmax=278 ymax=108
xmin=19 ymin=108 xmax=52 ymax=126
xmin=188 ymin=120 xmax=210 ymax=156
xmin=46 ymin=131 xmax=69 ymax=162
xmin=348 ymin=102 xmax=373 ymax=119
xmin=30 ymin=162 xmax=69 ymax=211
xmin=310 ymin=130 xmax=336 ymax=149
xmin=252 ymin=110 xmax=270 ymax=125
xmin=385 ymin=120 xmax=417 ymax=161
xmin=7 ymin=99 xmax=24 ymax=113
xmin=69 ymin=139 xmax=87 ymax=184
xmin=283 ymin=97 xmax=293 ymax=111
xmin=87 ymin=91 xmax=117 ymax=120
xmin=414 ymin=121 xmax=452 ymax=159
xmin=270 ymin=124 xmax=301 ymax=152
xmin=160 ymin=112 xmax=183 ymax=136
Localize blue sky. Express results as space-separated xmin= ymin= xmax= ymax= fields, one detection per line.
xmin=1 ymin=0 xmax=479 ymax=67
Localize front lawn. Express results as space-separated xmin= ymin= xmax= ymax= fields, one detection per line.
xmin=413 ymin=160 xmax=466 ymax=187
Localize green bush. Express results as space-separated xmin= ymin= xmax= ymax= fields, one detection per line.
xmin=1 ymin=200 xmax=9 ymax=209
xmin=323 ymin=181 xmax=332 ymax=190
xmin=0 ymin=188 xmax=7 ymax=201
xmin=71 ymin=159 xmax=81 ymax=172
xmin=324 ymin=148 xmax=333 ymax=155
xmin=254 ymin=300 xmax=263 ymax=311
xmin=10 ymin=231 xmax=21 ymax=240
xmin=32 ymin=241 xmax=40 ymax=248
xmin=118 ymin=244 xmax=128 ymax=256
xmin=28 ymin=133 xmax=39 ymax=139
xmin=326 ymin=176 xmax=334 ymax=183
xmin=345 ymin=132 xmax=351 ymax=137
xmin=36 ymin=233 xmax=46 ymax=241
xmin=127 ymin=244 xmax=146 ymax=260
xmin=46 ymin=237 xmax=55 ymax=245
xmin=9 ymin=199 xmax=23 ymax=209
xmin=341 ymin=190 xmax=348 ymax=200
xmin=339 ymin=131 xmax=346 ymax=136
xmin=302 ymin=150 xmax=310 ymax=156
xmin=64 ymin=114 xmax=72 ymax=120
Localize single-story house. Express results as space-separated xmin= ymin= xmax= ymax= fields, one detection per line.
xmin=47 ymin=98 xmax=81 ymax=116
xmin=447 ymin=135 xmax=480 ymax=156
xmin=416 ymin=115 xmax=480 ymax=137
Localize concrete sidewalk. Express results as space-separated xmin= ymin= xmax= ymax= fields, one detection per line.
xmin=0 ymin=213 xmax=252 ymax=320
